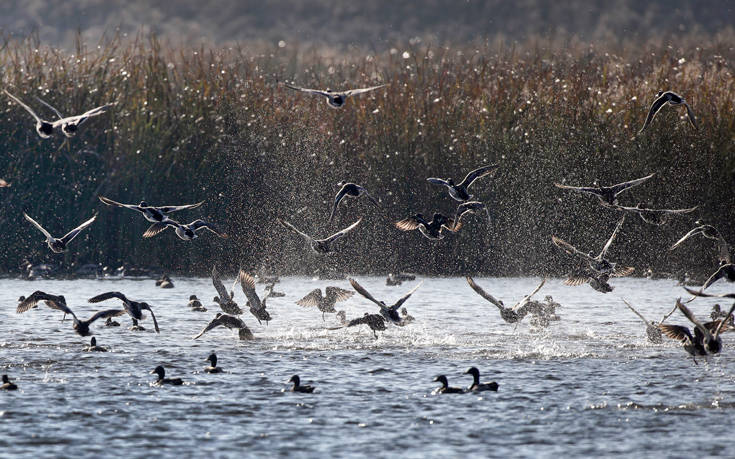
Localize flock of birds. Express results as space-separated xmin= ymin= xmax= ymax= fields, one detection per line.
xmin=0 ymin=81 xmax=729 ymax=395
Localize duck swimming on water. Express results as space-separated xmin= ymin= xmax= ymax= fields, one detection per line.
xmin=204 ymin=353 xmax=223 ymax=373
xmin=150 ymin=366 xmax=183 ymax=386
xmin=464 ymin=367 xmax=499 ymax=392
xmin=85 ymin=337 xmax=108 ymax=352
xmin=287 ymin=375 xmax=315 ymax=393
xmin=432 ymin=375 xmax=464 ymax=394
xmin=1 ymin=375 xmax=18 ymax=391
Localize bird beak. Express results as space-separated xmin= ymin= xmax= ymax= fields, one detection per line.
xmin=149 ymin=369 xmax=156 ymax=374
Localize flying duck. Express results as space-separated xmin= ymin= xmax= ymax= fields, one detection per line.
xmin=394 ymin=213 xmax=460 ymax=240
xmin=659 ymin=297 xmax=733 ymax=362
xmin=427 ymin=165 xmax=498 ymax=202
xmin=17 ymin=291 xmax=68 ymax=319
xmin=451 ymin=201 xmax=491 ymax=229
xmin=4 ymin=89 xmax=110 ymax=138
xmin=329 ymin=182 xmax=380 ymax=222
xmin=88 ymin=291 xmax=160 ymax=333
xmin=211 ymin=266 xmax=243 ymax=315
xmin=17 ymin=298 xmax=123 ymax=337
xmin=349 ymin=278 xmax=422 ymax=325
xmin=237 ymin=270 xmax=273 ymax=325
xmin=466 ymin=277 xmax=546 ymax=323
xmin=602 ymin=202 xmax=698 ymax=226
xmin=278 ymin=218 xmax=361 ymax=254
xmin=296 ymin=286 xmax=354 ymax=320
xmin=193 ymin=313 xmax=254 ymax=340
xmin=282 ymin=82 xmax=386 ymax=108
xmin=337 ymin=312 xmax=387 ymax=338
xmin=143 ymin=219 xmax=227 ymax=240
xmin=23 ymin=212 xmax=97 ymax=253
xmin=98 ymin=195 xmax=203 ymax=228
xmin=622 ymin=299 xmax=663 ymax=343
xmin=639 ymin=90 xmax=697 ymax=133
xmin=554 ymin=173 xmax=655 ymax=206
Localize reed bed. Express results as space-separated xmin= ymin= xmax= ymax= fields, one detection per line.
xmin=0 ymin=33 xmax=732 ymax=277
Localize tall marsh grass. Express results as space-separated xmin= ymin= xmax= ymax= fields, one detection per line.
xmin=0 ymin=33 xmax=733 ymax=277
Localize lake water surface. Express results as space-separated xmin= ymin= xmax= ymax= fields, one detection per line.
xmin=1 ymin=276 xmax=734 ymax=458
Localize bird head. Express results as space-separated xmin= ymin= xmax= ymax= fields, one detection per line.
xmin=288 ymin=375 xmax=300 ymax=385
xmin=139 ymin=201 xmax=149 ymax=207
xmin=90 ymin=337 xmax=97 ymax=347
xmin=206 ymin=353 xmax=217 ymax=366
xmin=150 ymin=366 xmax=165 ymax=378
xmin=464 ymin=367 xmax=480 ymax=377
xmin=433 ymin=375 xmax=448 ymax=385
xmin=189 ymin=295 xmax=198 ymax=301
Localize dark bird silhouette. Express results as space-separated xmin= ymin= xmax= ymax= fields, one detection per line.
xmin=464 ymin=367 xmax=499 ymax=392
xmin=144 ymin=219 xmax=227 ymax=240
xmin=23 ymin=212 xmax=96 ymax=253
xmin=150 ymin=366 xmax=183 ymax=386
xmin=296 ymin=286 xmax=354 ymax=320
xmin=329 ymin=181 xmax=380 ymax=222
xmin=287 ymin=375 xmax=315 ymax=393
xmin=552 ymin=216 xmax=633 ymax=277
xmin=432 ymin=375 xmax=464 ymax=394
xmin=204 ymin=353 xmax=223 ymax=373
xmin=283 ymin=82 xmax=385 ymax=108
xmin=17 ymin=297 xmax=123 ymax=337
xmin=349 ymin=278 xmax=422 ymax=324
xmin=237 ymin=270 xmax=273 ymax=325
xmin=278 ymin=218 xmax=361 ymax=253
xmin=466 ymin=277 xmax=545 ymax=323
xmin=1 ymin=375 xmax=18 ymax=391
xmin=193 ymin=313 xmax=254 ymax=340
xmin=639 ymin=90 xmax=697 ymax=133
xmin=88 ymin=292 xmax=160 ymax=333
xmin=660 ymin=297 xmax=733 ymax=363
xmin=427 ymin=165 xmax=498 ymax=202
xmin=395 ymin=213 xmax=460 ymax=240
xmin=554 ymin=173 xmax=655 ymax=206
xmin=602 ymin=202 xmax=697 ymax=226
xmin=211 ymin=266 xmax=242 ymax=315
xmin=99 ymin=196 xmax=203 ymax=235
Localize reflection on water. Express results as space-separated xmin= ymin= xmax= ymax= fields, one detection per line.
xmin=1 ymin=276 xmax=734 ymax=457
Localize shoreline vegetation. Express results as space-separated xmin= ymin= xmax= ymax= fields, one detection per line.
xmin=0 ymin=32 xmax=733 ymax=278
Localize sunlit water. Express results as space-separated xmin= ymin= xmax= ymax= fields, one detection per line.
xmin=1 ymin=276 xmax=734 ymax=458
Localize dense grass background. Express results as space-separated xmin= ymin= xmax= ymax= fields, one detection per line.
xmin=0 ymin=33 xmax=733 ymax=277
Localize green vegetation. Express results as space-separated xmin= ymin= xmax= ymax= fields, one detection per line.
xmin=0 ymin=33 xmax=733 ymax=276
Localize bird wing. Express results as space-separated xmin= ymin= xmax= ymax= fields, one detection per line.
xmin=143 ymin=222 xmax=171 ymax=238
xmin=211 ymin=266 xmax=231 ymax=301
xmin=684 ymin=102 xmax=698 ymax=129
xmin=702 ymin=264 xmax=733 ymax=290
xmin=17 ymin=291 xmax=66 ymax=314
xmin=611 ymin=266 xmax=635 ymax=277
xmin=88 ymin=291 xmax=128 ymax=304
xmin=59 ymin=213 xmax=97 ymax=244
xmin=676 ymin=298 xmax=709 ymax=338
xmin=349 ymin=278 xmax=384 ymax=307
xmin=563 ymin=274 xmax=590 ymax=286
xmin=23 ymin=213 xmax=53 ymax=239
xmin=622 ymin=299 xmax=650 ymax=326
xmin=608 ymin=174 xmax=655 ymax=196
xmin=278 ymin=218 xmax=313 ymax=241
xmin=98 ymin=195 xmax=142 ymax=211
xmin=683 ymin=287 xmax=735 ymax=300
xmin=35 ymin=96 xmax=64 ymax=119
xmin=343 ymin=84 xmax=386 ymax=96
xmin=670 ymin=226 xmax=707 ymax=250
xmin=426 ymin=177 xmax=450 ymax=187
xmin=551 ymin=236 xmax=596 ymax=263
xmin=193 ymin=316 xmax=225 ymax=339
xmin=4 ymin=90 xmax=44 ymax=123
xmin=458 ymin=164 xmax=498 ymax=189
xmin=392 ymin=281 xmax=423 ymax=310
xmin=157 ymin=201 xmax=205 ymax=213
xmin=189 ymin=219 xmax=227 ymax=238
xmin=238 ymin=270 xmax=263 ymax=309
xmin=55 ymin=103 xmax=111 ymax=126
xmin=466 ymin=276 xmax=504 ymax=308
xmin=513 ymin=278 xmax=546 ymax=310
xmin=330 ymin=186 xmax=349 ymax=222
xmin=599 ymin=215 xmax=626 ymax=259
xmin=713 ymin=303 xmax=735 ymax=337
xmin=395 ymin=216 xmax=422 ymax=231
xmin=322 ymin=218 xmax=361 ymax=244
xmin=282 ymin=83 xmax=330 ymax=97
xmin=553 ymin=183 xmax=604 ymax=196
xmin=639 ymin=93 xmax=669 ymax=133
xmin=86 ymin=309 xmax=126 ymax=324
xmin=363 ymin=189 xmax=380 ymax=207
xmin=325 ymin=286 xmax=354 ymax=303
xmin=658 ymin=324 xmax=693 ymax=343
xmin=296 ymin=289 xmax=323 ymax=307
xmin=347 ymin=315 xmax=370 ymax=327
xmin=140 ymin=304 xmax=160 ymax=333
